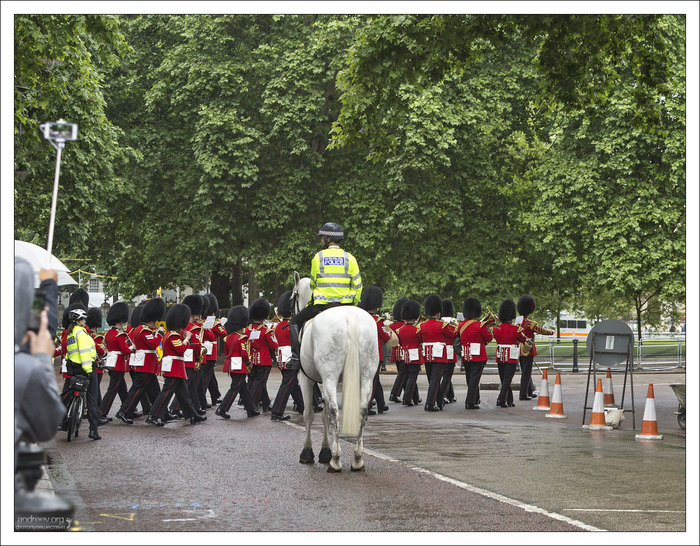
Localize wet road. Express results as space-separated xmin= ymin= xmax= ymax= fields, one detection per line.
xmin=44 ymin=368 xmax=688 ymax=533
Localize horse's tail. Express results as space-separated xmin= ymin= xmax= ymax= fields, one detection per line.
xmin=340 ymin=318 xmax=362 ymax=436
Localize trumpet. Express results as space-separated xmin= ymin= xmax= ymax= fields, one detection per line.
xmin=480 ymin=308 xmax=500 ymax=328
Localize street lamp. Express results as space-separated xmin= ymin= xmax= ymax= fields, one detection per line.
xmin=38 ymin=119 xmax=78 ymax=267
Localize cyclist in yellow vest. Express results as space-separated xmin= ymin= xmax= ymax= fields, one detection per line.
xmin=64 ymin=308 xmax=102 ymax=440
xmin=288 ymin=222 xmax=363 ymax=369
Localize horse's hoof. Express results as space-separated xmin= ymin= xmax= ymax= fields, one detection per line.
xmin=351 ymin=464 xmax=365 ymax=472
xmin=318 ymin=447 xmax=332 ymax=464
xmin=299 ymin=447 xmax=314 ymax=464
xmin=327 ymin=464 xmax=342 ymax=473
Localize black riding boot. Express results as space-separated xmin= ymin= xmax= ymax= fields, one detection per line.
xmin=287 ymin=322 xmax=301 ymax=370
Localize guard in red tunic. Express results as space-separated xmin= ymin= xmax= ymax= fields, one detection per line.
xmin=246 ymin=298 xmax=278 ymax=413
xmin=115 ymin=298 xmax=165 ymax=424
xmin=398 ymin=299 xmax=423 ymax=406
xmin=516 ymin=294 xmax=554 ymax=401
xmin=458 ymin=298 xmax=494 ymax=409
xmin=86 ymin=307 xmax=107 ymax=415
xmin=201 ymin=293 xmax=225 ymax=406
xmin=439 ymin=299 xmax=459 ymax=405
xmin=216 ymin=305 xmax=259 ymax=418
xmin=270 ymin=291 xmax=304 ymax=421
xmin=146 ymin=304 xmax=205 ymax=426
xmin=419 ymin=294 xmax=457 ymax=411
xmin=195 ymin=296 xmax=215 ymax=409
xmin=170 ymin=295 xmax=207 ymax=417
xmin=360 ymin=286 xmax=392 ymax=415
xmin=388 ymin=297 xmax=408 ymax=403
xmin=493 ymin=299 xmax=528 ymax=408
xmin=99 ymin=301 xmax=133 ymax=422
xmin=125 ymin=302 xmax=150 ymax=418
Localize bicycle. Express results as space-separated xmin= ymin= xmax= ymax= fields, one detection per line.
xmin=65 ymin=375 xmax=89 ymax=441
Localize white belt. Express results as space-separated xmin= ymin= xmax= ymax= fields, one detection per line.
xmin=136 ymin=349 xmax=157 ymax=354
xmin=161 ymin=356 xmax=183 ymax=373
xmin=105 ymin=351 xmax=121 ymax=369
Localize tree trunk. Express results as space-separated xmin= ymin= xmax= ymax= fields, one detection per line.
xmin=210 ymin=269 xmax=232 ymax=309
xmin=247 ymin=264 xmax=258 ymax=305
xmin=635 ymin=293 xmax=643 ymax=340
xmin=556 ymin=296 xmax=562 ymax=342
xmin=231 ymin=258 xmax=243 ymax=306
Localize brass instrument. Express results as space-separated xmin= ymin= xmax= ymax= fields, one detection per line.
xmin=194 ymin=320 xmax=205 ymax=371
xmin=480 ymin=308 xmax=500 ymax=328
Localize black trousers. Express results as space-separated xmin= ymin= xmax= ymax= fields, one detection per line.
xmin=519 ymin=355 xmax=536 ymax=399
xmin=464 ymin=360 xmax=486 ymax=406
xmin=369 ymin=363 xmax=386 ymax=408
xmin=272 ymin=368 xmax=299 ymax=415
xmin=65 ymin=366 xmax=100 ymax=432
xmin=402 ymin=364 xmax=422 ymax=405
xmin=220 ymin=373 xmax=256 ymax=413
xmin=425 ymin=362 xmax=446 ymax=408
xmin=120 ymin=371 xmax=159 ymax=415
xmin=150 ymin=376 xmax=197 ymax=419
xmin=170 ymin=367 xmax=201 ymax=413
xmin=497 ymin=362 xmax=517 ymax=405
xmin=249 ymin=365 xmax=272 ymax=410
xmin=100 ymin=369 xmax=128 ymax=417
xmin=128 ymin=369 xmax=155 ymax=412
xmin=390 ymin=360 xmax=408 ymax=398
xmin=440 ymin=362 xmax=456 ymax=402
xmin=204 ymin=359 xmax=221 ymax=401
xmin=197 ymin=361 xmax=214 ymax=407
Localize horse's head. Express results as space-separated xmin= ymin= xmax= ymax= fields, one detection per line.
xmin=291 ymin=271 xmax=312 ymax=316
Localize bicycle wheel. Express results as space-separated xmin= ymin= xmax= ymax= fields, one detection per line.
xmin=66 ymin=396 xmax=79 ymax=442
xmin=74 ymin=395 xmax=85 ymax=438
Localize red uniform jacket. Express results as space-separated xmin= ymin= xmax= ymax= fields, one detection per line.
xmin=90 ymin=331 xmax=107 ymax=375
xmin=223 ymin=332 xmax=250 ymax=374
xmin=389 ymin=320 xmax=405 ymax=362
xmin=397 ymin=323 xmax=423 ymax=365
xmin=418 ymin=318 xmax=457 ymax=363
xmin=493 ymin=323 xmax=527 ymax=364
xmin=104 ymin=327 xmax=134 ymax=372
xmin=518 ymin=317 xmax=552 ymax=357
xmin=183 ymin=321 xmax=203 ymax=369
xmin=161 ymin=330 xmax=190 ymax=379
xmin=245 ymin=323 xmax=278 ymax=366
xmin=369 ymin=313 xmax=391 ymax=362
xmin=274 ymin=319 xmax=292 ymax=369
xmin=205 ymin=321 xmax=227 ymax=362
xmin=60 ymin=328 xmax=70 ymax=378
xmin=458 ymin=320 xmax=493 ymax=362
xmin=130 ymin=325 xmax=163 ymax=374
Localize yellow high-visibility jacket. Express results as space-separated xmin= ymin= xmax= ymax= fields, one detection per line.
xmin=310 ymin=246 xmax=362 ymax=306
xmin=66 ymin=324 xmax=96 ymax=373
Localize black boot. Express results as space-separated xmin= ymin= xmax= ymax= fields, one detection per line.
xmin=287 ymin=322 xmax=301 ymax=370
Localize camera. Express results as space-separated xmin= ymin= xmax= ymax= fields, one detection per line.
xmin=27 ymin=292 xmax=46 ymax=333
xmin=39 ymin=120 xmax=78 ymax=142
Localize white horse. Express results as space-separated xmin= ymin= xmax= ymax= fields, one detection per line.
xmin=291 ymin=271 xmax=379 ymax=472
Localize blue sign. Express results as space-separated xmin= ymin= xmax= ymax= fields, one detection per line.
xmin=323 ymin=256 xmax=345 ymax=266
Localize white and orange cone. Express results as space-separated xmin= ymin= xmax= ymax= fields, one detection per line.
xmin=635 ymin=384 xmax=663 ymax=440
xmin=603 ymin=368 xmax=616 ymax=407
xmin=533 ymin=368 xmax=550 ymax=411
xmin=545 ymin=372 xmax=567 ymax=419
xmin=583 ymin=378 xmax=613 ymax=430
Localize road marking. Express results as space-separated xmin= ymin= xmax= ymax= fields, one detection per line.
xmin=564 ymin=509 xmax=685 ymax=513
xmin=99 ymin=513 xmax=136 ymax=521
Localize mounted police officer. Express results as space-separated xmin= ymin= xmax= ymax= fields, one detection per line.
xmin=288 ymin=222 xmax=363 ymax=370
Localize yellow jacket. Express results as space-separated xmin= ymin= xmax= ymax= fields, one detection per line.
xmin=66 ymin=324 xmax=96 ymax=373
xmin=310 ymin=246 xmax=362 ymax=305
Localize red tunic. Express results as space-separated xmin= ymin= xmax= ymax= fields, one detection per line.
xmin=90 ymin=331 xmax=107 ymax=375
xmin=161 ymin=330 xmax=190 ymax=379
xmin=222 ymin=332 xmax=250 ymax=374
xmin=273 ymin=319 xmax=292 ymax=369
xmin=183 ymin=321 xmax=203 ymax=369
xmin=245 ymin=323 xmax=278 ymax=366
xmin=205 ymin=321 xmax=227 ymax=362
xmin=518 ymin=317 xmax=553 ymax=357
xmin=103 ymin=327 xmax=134 ymax=372
xmin=397 ymin=323 xmax=423 ymax=365
xmin=60 ymin=329 xmax=70 ymax=378
xmin=417 ymin=318 xmax=457 ymax=363
xmin=130 ymin=324 xmax=163 ymax=374
xmin=369 ymin=313 xmax=391 ymax=361
xmin=389 ymin=320 xmax=405 ymax=362
xmin=458 ymin=320 xmax=493 ymax=362
xmin=493 ymin=323 xmax=527 ymax=363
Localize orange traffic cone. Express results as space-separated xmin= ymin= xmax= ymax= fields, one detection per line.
xmin=545 ymin=372 xmax=567 ymax=419
xmin=636 ymin=384 xmax=663 ymax=440
xmin=533 ymin=368 xmax=550 ymax=410
xmin=583 ymin=378 xmax=612 ymax=430
xmin=603 ymin=368 xmax=616 ymax=407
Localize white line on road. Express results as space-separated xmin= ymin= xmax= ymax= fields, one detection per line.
xmin=284 ymin=422 xmax=605 ymax=531
xmin=564 ymin=509 xmax=685 ymax=513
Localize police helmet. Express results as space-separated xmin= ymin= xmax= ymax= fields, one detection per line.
xmin=318 ymin=222 xmax=343 ymax=242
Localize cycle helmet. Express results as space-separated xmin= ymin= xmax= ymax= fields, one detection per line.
xmin=68 ymin=308 xmax=88 ymax=323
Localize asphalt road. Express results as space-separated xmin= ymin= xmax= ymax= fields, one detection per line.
xmin=43 ymin=366 xmax=689 ymax=535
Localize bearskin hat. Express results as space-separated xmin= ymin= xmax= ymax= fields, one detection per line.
xmin=181 ymin=294 xmax=204 ymax=317
xmin=359 ymin=286 xmax=383 ymax=311
xmin=423 ymin=294 xmax=443 ymax=317
xmin=392 ymin=297 xmax=408 ymax=321
xmin=441 ymin=298 xmax=455 ymax=318
xmin=402 ymin=300 xmax=421 ymax=322
xmin=200 ymin=295 xmax=211 ymax=317
xmin=462 ymin=298 xmax=482 ymax=320
xmin=107 ymin=301 xmax=129 ymax=326
xmin=226 ymin=305 xmax=249 ymax=334
xmin=86 ymin=307 xmax=103 ymax=330
xmin=166 ymin=303 xmax=191 ymax=331
xmin=69 ymin=288 xmax=89 ymax=308
xmin=205 ymin=293 xmax=219 ymax=316
xmin=130 ymin=303 xmax=145 ymax=328
xmin=517 ymin=294 xmax=536 ymax=317
xmin=498 ymin=299 xmax=517 ymax=323
xmin=62 ymin=302 xmax=87 ymax=329
xmin=249 ymin=298 xmax=271 ymax=321
xmin=142 ymin=297 xmax=166 ymax=323
xmin=276 ymin=291 xmax=293 ymax=318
